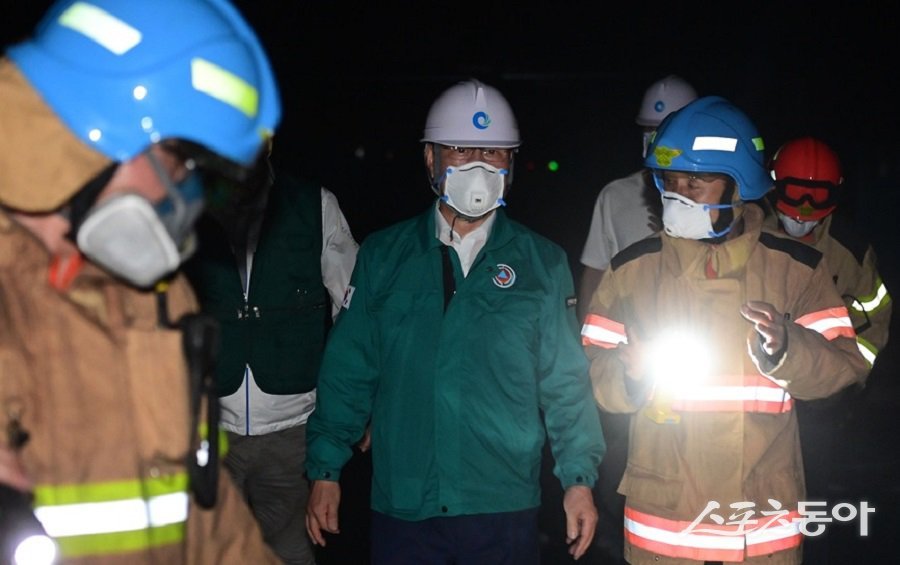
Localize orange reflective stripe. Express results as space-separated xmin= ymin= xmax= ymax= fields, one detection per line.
xmin=795 ymin=306 xmax=855 ymax=341
xmin=625 ymin=506 xmax=744 ymax=562
xmin=625 ymin=506 xmax=803 ymax=562
xmin=581 ymin=314 xmax=627 ymax=348
xmin=670 ymin=374 xmax=793 ymax=413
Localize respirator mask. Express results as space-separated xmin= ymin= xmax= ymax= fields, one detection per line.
xmin=75 ymin=149 xmax=204 ymax=288
xmin=660 ymin=191 xmax=733 ymax=240
xmin=438 ymin=162 xmax=508 ymax=220
xmin=777 ymin=212 xmax=818 ymax=238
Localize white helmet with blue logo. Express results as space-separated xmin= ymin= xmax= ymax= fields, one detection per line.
xmin=421 ymin=79 xmax=520 ymax=148
xmin=636 ymin=75 xmax=698 ymax=127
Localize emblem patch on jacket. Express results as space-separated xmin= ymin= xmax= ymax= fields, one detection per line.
xmin=492 ymin=264 xmax=516 ymax=288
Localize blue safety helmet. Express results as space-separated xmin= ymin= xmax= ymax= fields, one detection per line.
xmin=7 ymin=0 xmax=280 ymax=168
xmin=644 ymin=96 xmax=771 ymax=201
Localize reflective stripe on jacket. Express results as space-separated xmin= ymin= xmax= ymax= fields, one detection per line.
xmin=34 ymin=474 xmax=189 ymax=558
xmin=624 ymin=505 xmax=803 ymax=562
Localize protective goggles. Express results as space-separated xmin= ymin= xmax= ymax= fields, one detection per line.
xmin=774 ymin=177 xmax=840 ymax=210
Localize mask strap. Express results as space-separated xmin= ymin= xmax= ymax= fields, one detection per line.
xmin=64 ymin=162 xmax=119 ymax=241
xmin=145 ymin=148 xmax=191 ymax=229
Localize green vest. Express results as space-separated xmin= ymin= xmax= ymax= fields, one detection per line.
xmin=186 ymin=174 xmax=329 ymax=396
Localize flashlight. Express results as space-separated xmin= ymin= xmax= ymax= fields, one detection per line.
xmin=0 ymin=485 xmax=57 ymax=565
xmin=642 ymin=330 xmax=712 ymax=424
xmin=0 ymin=417 xmax=57 ymax=565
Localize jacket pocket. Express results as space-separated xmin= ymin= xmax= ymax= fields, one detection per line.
xmin=619 ymin=462 xmax=684 ymax=512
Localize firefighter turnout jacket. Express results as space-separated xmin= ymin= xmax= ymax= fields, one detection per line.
xmin=582 ymin=203 xmax=868 ymax=564
xmin=0 ymin=61 xmax=278 ymax=564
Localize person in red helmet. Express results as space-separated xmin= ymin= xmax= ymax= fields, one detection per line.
xmin=768 ymin=136 xmax=891 ymax=370
xmin=766 ymin=136 xmax=892 ymax=564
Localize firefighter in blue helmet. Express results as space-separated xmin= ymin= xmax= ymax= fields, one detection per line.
xmin=0 ymin=1 xmax=282 ymax=562
xmin=582 ymin=96 xmax=868 ymax=564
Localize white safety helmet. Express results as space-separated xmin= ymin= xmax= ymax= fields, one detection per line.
xmin=635 ymin=75 xmax=698 ymax=127
xmin=421 ymin=79 xmax=521 ymax=148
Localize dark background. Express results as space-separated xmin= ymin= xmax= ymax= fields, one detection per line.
xmin=4 ymin=2 xmax=900 ymax=563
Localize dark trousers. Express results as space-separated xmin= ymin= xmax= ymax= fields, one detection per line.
xmin=225 ymin=424 xmax=314 ymax=565
xmin=370 ymin=508 xmax=540 ymax=565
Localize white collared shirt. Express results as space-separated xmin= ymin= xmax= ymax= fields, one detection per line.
xmin=434 ymin=201 xmax=496 ymax=277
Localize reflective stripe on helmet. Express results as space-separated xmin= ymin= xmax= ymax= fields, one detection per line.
xmin=58 ymin=2 xmax=142 ymax=55
xmin=191 ymin=58 xmax=259 ymax=119
xmin=692 ymin=136 xmax=737 ymax=152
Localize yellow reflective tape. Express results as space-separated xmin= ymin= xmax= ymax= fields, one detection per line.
xmin=857 ymin=335 xmax=877 ymax=367
xmin=58 ymin=1 xmax=142 ymax=55
xmin=191 ymin=58 xmax=259 ymax=118
xmin=34 ymin=472 xmax=188 ymax=506
xmin=752 ymin=137 xmax=765 ymax=151
xmin=55 ymin=522 xmax=184 ymax=558
xmin=851 ymin=280 xmax=890 ymax=313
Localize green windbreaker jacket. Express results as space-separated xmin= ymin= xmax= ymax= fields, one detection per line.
xmin=307 ymin=204 xmax=605 ymax=520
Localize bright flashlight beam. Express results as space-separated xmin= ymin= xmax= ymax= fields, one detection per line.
xmin=14 ymin=534 xmax=57 ymax=565
xmin=647 ymin=331 xmax=712 ymax=392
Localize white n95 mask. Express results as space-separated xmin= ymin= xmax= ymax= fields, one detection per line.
xmin=660 ymin=191 xmax=727 ymax=240
xmin=778 ymin=212 xmax=818 ymax=238
xmin=441 ymin=162 xmax=508 ymax=219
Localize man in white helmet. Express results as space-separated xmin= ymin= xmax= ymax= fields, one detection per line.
xmin=305 ymin=79 xmax=605 ymax=564
xmin=576 ymin=74 xmax=697 ymax=564
xmin=577 ymin=75 xmax=698 ymax=320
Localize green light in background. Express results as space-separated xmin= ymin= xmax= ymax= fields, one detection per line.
xmin=547 ymin=160 xmax=559 ymax=172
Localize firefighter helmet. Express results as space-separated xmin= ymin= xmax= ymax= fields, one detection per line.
xmin=8 ymin=0 xmax=281 ymax=169
xmin=644 ymin=96 xmax=771 ymax=201
xmin=769 ymin=137 xmax=842 ymax=221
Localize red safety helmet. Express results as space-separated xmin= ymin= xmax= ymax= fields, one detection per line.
xmin=769 ymin=137 xmax=843 ymax=221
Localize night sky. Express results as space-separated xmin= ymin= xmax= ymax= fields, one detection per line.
xmin=3 ymin=3 xmax=900 ymax=563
